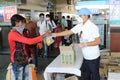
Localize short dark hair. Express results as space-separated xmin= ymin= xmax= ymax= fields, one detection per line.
xmin=67 ymin=15 xmax=70 ymax=18
xmin=62 ymin=16 xmax=65 ymax=19
xmin=46 ymin=14 xmax=50 ymax=17
xmin=11 ymin=14 xmax=25 ymax=26
xmin=39 ymin=13 xmax=44 ymax=17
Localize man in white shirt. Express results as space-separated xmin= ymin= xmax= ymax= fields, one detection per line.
xmin=52 ymin=8 xmax=101 ymax=80
xmin=37 ymin=13 xmax=48 ymax=58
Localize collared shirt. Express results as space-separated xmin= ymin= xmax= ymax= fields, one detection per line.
xmin=47 ymin=20 xmax=57 ymax=29
xmin=71 ymin=20 xmax=100 ymax=60
xmin=37 ymin=20 xmax=47 ymax=35
xmin=8 ymin=30 xmax=43 ymax=63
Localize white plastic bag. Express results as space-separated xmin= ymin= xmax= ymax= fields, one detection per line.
xmin=28 ymin=64 xmax=37 ymax=80
xmin=6 ymin=63 xmax=37 ymax=80
xmin=6 ymin=63 xmax=15 ymax=80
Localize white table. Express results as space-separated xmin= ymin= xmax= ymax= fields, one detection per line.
xmin=44 ymin=44 xmax=83 ymax=80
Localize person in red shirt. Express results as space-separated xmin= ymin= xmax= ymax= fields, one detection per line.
xmin=8 ymin=14 xmax=50 ymax=80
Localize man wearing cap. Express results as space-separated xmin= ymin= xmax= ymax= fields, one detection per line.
xmin=51 ymin=8 xmax=101 ymax=80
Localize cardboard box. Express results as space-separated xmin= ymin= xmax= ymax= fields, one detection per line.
xmin=108 ymin=65 xmax=120 ymax=72
xmin=100 ymin=51 xmax=110 ymax=59
xmin=100 ymin=58 xmax=109 ymax=64
xmin=65 ymin=76 xmax=78 ymax=80
xmin=111 ymin=52 xmax=120 ymax=58
xmin=59 ymin=46 xmax=75 ymax=67
xmin=99 ymin=64 xmax=108 ymax=78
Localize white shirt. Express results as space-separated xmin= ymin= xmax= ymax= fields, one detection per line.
xmin=71 ymin=20 xmax=100 ymax=60
xmin=37 ymin=20 xmax=47 ymax=35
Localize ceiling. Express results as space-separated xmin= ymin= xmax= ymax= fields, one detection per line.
xmin=18 ymin=0 xmax=69 ymax=11
xmin=0 ymin=0 xmax=105 ymax=12
xmin=0 ymin=0 xmax=77 ymax=12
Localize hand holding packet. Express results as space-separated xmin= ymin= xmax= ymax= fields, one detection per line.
xmin=46 ymin=36 xmax=54 ymax=46
xmin=51 ymin=33 xmax=56 ymax=37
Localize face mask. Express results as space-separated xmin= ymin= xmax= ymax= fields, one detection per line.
xmin=13 ymin=25 xmax=25 ymax=34
xmin=40 ymin=17 xmax=45 ymax=21
xmin=76 ymin=17 xmax=83 ymax=24
xmin=54 ymin=18 xmax=58 ymax=20
xmin=46 ymin=18 xmax=50 ymax=20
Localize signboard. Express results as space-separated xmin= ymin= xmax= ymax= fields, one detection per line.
xmin=3 ymin=6 xmax=17 ymax=22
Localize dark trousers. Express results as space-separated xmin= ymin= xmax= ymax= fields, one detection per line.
xmin=83 ymin=56 xmax=100 ymax=80
xmin=27 ymin=45 xmax=38 ymax=68
xmin=34 ymin=46 xmax=38 ymax=68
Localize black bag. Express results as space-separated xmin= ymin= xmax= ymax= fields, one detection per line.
xmin=14 ymin=41 xmax=28 ymax=65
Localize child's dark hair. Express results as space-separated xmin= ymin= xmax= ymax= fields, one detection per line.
xmin=11 ymin=14 xmax=25 ymax=26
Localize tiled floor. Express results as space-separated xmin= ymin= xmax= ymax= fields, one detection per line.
xmin=0 ymin=55 xmax=11 ymax=80
xmin=0 ymin=48 xmax=59 ymax=80
xmin=0 ymin=48 xmax=107 ymax=80
xmin=0 ymin=55 xmax=56 ymax=80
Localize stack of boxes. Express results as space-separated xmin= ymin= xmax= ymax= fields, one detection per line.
xmin=108 ymin=52 xmax=120 ymax=72
xmin=99 ymin=51 xmax=110 ymax=79
xmin=107 ymin=52 xmax=120 ymax=80
xmin=65 ymin=76 xmax=78 ymax=80
xmin=108 ymin=52 xmax=120 ymax=79
xmin=100 ymin=51 xmax=120 ymax=80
